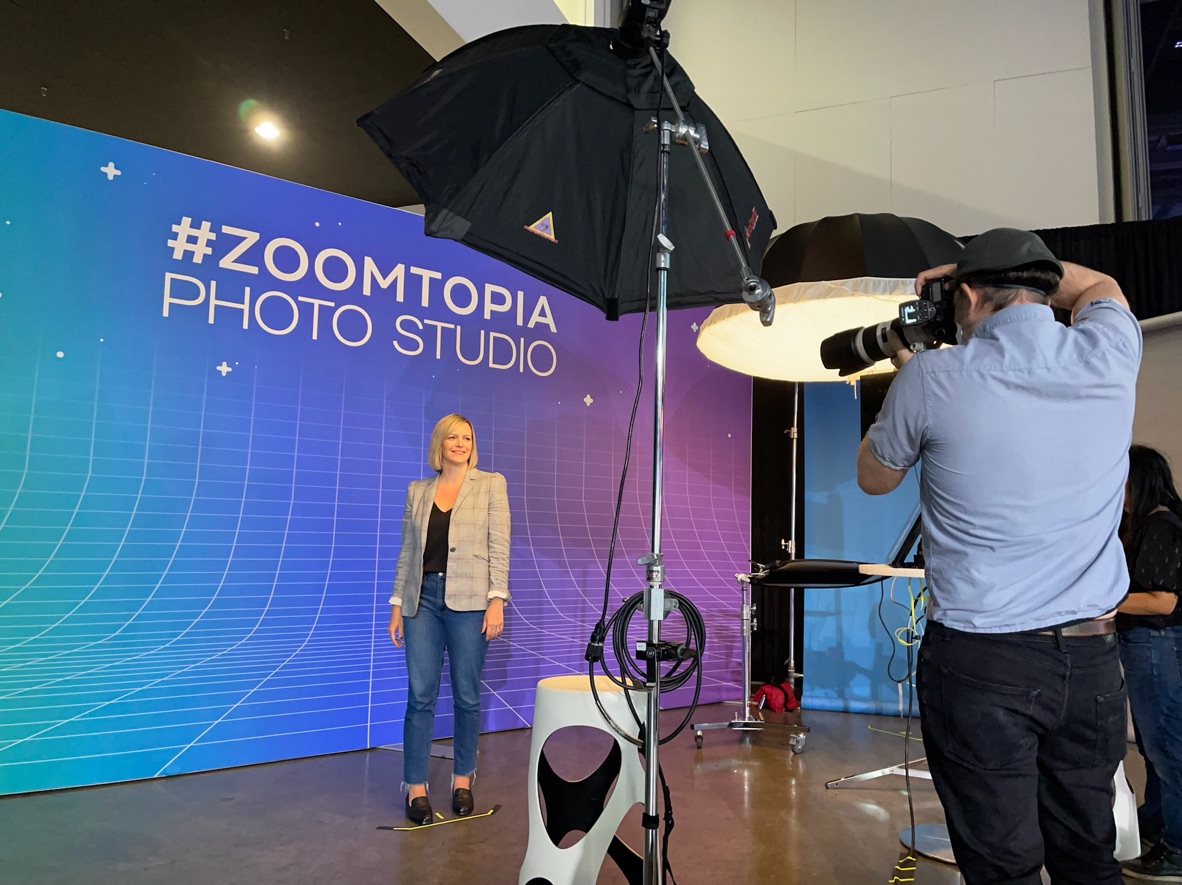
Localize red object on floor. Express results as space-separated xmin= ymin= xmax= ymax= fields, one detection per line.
xmin=750 ymin=681 xmax=799 ymax=713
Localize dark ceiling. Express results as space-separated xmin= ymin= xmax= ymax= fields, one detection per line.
xmin=0 ymin=0 xmax=432 ymax=208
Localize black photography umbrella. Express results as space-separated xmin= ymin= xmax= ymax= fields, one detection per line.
xmin=698 ymin=213 xmax=965 ymax=382
xmin=358 ymin=22 xmax=775 ymax=319
xmin=761 ymin=212 xmax=963 ymax=288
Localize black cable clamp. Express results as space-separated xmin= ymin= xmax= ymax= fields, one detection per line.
xmin=641 ymin=813 xmax=660 ymax=830
xmin=584 ymin=621 xmax=607 ymax=663
xmin=635 ymin=640 xmax=696 ymax=664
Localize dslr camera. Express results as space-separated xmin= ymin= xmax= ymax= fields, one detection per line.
xmin=819 ymin=278 xmax=958 ymax=376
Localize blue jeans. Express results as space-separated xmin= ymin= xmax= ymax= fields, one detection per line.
xmin=402 ymin=573 xmax=488 ymax=787
xmin=917 ymin=621 xmax=1126 ymax=885
xmin=1119 ymin=625 xmax=1182 ymax=849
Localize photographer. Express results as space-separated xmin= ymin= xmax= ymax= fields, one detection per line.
xmin=857 ymin=228 xmax=1141 ymax=885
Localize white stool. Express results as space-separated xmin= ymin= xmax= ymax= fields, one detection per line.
xmin=1113 ymin=759 xmax=1141 ymax=862
xmin=519 ymin=675 xmax=646 ymax=885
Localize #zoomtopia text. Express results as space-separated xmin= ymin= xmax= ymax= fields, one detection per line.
xmin=161 ymin=217 xmax=560 ymax=377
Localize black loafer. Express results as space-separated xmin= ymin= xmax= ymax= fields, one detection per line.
xmin=405 ymin=794 xmax=433 ymax=826
xmin=452 ymin=787 xmax=474 ymax=816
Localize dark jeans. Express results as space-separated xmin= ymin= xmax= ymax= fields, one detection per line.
xmin=1119 ymin=625 xmax=1182 ymax=848
xmin=1133 ymin=713 xmax=1163 ymax=842
xmin=402 ymin=573 xmax=488 ymax=787
xmin=917 ymin=620 xmax=1127 ymax=885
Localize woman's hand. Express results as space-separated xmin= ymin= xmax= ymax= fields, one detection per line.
xmin=483 ymin=598 xmax=505 ymax=641
xmin=389 ymin=605 xmax=404 ymax=647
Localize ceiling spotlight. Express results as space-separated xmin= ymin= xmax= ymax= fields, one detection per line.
xmin=254 ymin=121 xmax=281 ymax=140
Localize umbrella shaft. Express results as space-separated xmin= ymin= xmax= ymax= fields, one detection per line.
xmin=652 ymin=47 xmax=757 ymax=284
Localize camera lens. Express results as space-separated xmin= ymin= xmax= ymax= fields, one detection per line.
xmin=820 ymin=322 xmax=896 ymax=375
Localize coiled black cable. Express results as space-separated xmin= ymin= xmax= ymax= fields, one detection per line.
xmin=589 ymin=587 xmax=705 ymax=747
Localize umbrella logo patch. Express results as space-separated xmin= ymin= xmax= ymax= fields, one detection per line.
xmin=525 ymin=212 xmax=557 ymax=243
xmin=744 ymin=208 xmax=759 ymax=247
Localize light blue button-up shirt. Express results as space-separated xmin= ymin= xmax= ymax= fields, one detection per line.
xmin=866 ymin=299 xmax=1142 ymax=633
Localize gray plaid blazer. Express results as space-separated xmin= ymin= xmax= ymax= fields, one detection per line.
xmin=391 ymin=468 xmax=510 ymax=617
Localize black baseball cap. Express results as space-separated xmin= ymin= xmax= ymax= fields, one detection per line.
xmin=952 ymin=228 xmax=1064 ymax=286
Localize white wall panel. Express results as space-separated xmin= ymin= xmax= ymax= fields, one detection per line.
xmin=884 ymin=0 xmax=993 ymax=99
xmin=666 ymin=0 xmax=799 ymax=124
xmin=1134 ymin=323 xmax=1182 ymax=474
xmin=993 ymin=68 xmax=1101 ymax=230
xmin=794 ymin=0 xmax=897 ymax=112
xmin=795 ymin=100 xmax=892 ymax=223
xmin=729 ymin=112 xmax=798 ymax=231
xmin=990 ymin=0 xmax=1093 ymax=82
xmin=890 ymin=84 xmax=1004 ymax=236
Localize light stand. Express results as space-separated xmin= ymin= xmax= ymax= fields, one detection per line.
xmin=624 ymin=41 xmax=776 ymax=885
xmin=691 ymin=384 xmax=809 ymax=751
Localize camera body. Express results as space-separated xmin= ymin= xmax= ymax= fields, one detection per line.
xmin=820 ymin=278 xmax=959 ymax=376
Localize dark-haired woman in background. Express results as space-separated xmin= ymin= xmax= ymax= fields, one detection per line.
xmin=1118 ymin=445 xmax=1182 ymax=880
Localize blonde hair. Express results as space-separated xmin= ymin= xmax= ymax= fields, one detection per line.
xmin=427 ymin=413 xmax=477 ymax=472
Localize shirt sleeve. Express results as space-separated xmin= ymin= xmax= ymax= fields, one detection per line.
xmin=388 ymin=484 xmax=416 ymax=606
xmin=1072 ymin=298 xmax=1143 ymax=362
xmin=865 ymin=359 xmax=926 ymax=471
xmin=486 ymin=472 xmax=511 ymax=603
xmin=1133 ymin=515 xmax=1182 ymax=594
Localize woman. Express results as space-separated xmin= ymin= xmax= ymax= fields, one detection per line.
xmin=389 ymin=414 xmax=510 ymax=825
xmin=1117 ymin=444 xmax=1182 ymax=880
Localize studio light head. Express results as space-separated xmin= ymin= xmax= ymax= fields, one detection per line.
xmin=612 ymin=0 xmax=672 ymax=58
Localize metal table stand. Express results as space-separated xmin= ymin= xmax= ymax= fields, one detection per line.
xmin=691 ymin=570 xmax=809 ymax=753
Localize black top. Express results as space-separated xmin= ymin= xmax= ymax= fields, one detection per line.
xmin=422 ymin=502 xmax=452 ymax=574
xmin=1117 ymin=510 xmax=1182 ymax=631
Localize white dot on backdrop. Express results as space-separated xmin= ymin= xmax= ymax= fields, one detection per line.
xmin=55 ymin=351 xmax=64 ymax=358
xmin=99 ymin=338 xmax=104 ymax=343
xmin=315 ymin=222 xmax=321 ymax=227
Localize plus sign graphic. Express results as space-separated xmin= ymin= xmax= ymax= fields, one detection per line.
xmin=215 ymin=361 xmax=232 ymax=377
xmin=168 ymin=216 xmax=217 ymax=263
xmin=100 ymin=162 xmax=121 ymax=181
xmin=691 ymin=322 xmax=699 ymax=333
xmin=583 ymin=394 xmax=593 ymax=406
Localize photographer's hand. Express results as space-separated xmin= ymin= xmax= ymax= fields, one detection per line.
xmin=886 ymin=328 xmax=912 ymax=369
xmin=915 ymin=263 xmax=958 ymax=296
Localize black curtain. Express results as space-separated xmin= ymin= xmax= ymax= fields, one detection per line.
xmin=749 ymin=378 xmax=805 ymax=688
xmin=1031 ymin=217 xmax=1182 ymax=320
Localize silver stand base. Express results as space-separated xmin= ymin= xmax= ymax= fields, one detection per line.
xmin=825 ymin=756 xmax=932 ymax=789
xmin=899 ymin=823 xmax=955 ymax=864
xmin=692 ymin=710 xmax=809 ymax=753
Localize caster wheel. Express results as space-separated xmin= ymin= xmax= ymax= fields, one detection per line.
xmin=694 ymin=731 xmax=703 ymax=749
xmin=791 ymin=735 xmax=806 ymax=755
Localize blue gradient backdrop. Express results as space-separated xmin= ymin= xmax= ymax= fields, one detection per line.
xmin=0 ymin=110 xmax=752 ymax=795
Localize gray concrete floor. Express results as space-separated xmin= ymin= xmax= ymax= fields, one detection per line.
xmin=0 ymin=704 xmax=1150 ymax=884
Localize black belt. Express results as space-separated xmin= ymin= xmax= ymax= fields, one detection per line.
xmin=1037 ymin=618 xmax=1116 ymax=638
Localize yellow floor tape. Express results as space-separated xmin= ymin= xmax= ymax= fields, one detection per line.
xmin=378 ymin=804 xmax=501 ymax=831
